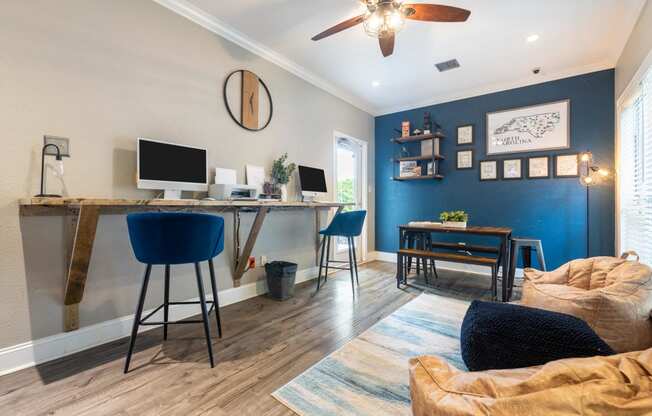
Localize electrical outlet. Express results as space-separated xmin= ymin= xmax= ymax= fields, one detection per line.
xmin=43 ymin=135 xmax=70 ymax=157
xmin=261 ymin=255 xmax=267 ymax=266
xmin=247 ymin=256 xmax=256 ymax=269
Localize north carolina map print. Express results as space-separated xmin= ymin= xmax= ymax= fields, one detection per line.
xmin=494 ymin=112 xmax=561 ymax=138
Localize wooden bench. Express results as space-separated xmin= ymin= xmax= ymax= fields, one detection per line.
xmin=397 ymin=248 xmax=501 ymax=300
xmin=429 ymin=242 xmax=500 ymax=255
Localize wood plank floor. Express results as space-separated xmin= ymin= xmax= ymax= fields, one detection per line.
xmin=0 ymin=261 xmax=430 ymax=416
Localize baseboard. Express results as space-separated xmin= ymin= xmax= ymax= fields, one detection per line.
xmin=368 ymin=251 xmax=524 ymax=278
xmin=0 ymin=266 xmax=318 ymax=377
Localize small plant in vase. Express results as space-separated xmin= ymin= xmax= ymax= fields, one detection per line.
xmin=440 ymin=210 xmax=468 ymax=228
xmin=271 ymin=153 xmax=296 ymax=201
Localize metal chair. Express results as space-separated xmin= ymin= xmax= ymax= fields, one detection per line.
xmin=508 ymin=237 xmax=546 ymax=300
xmin=316 ymin=210 xmax=367 ymax=296
xmin=124 ymin=212 xmax=224 ymax=373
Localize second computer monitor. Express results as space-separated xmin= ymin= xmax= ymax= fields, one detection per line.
xmin=298 ymin=165 xmax=327 ymax=201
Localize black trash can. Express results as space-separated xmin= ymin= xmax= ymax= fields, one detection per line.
xmin=265 ymin=261 xmax=298 ymax=301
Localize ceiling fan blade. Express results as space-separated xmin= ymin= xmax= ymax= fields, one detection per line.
xmin=312 ymin=15 xmax=365 ymax=41
xmin=379 ymin=35 xmax=395 ymax=58
xmin=404 ymin=4 xmax=471 ymax=22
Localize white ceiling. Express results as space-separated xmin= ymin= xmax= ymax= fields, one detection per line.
xmin=159 ymin=0 xmax=645 ymax=115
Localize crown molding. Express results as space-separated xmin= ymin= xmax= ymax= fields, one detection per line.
xmin=376 ymin=60 xmax=615 ymax=116
xmin=152 ymin=0 xmax=379 ymax=116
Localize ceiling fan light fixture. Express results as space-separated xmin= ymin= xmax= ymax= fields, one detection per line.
xmin=363 ymin=2 xmax=406 ymax=38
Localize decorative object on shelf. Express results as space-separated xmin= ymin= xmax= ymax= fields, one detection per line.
xmin=271 ymin=153 xmax=296 ymax=201
xmin=479 ymin=160 xmax=498 ymax=181
xmin=554 ymin=153 xmax=579 ymax=177
xmin=502 ymin=159 xmax=523 ymax=179
xmin=578 ymin=151 xmax=612 ymax=257
xmin=399 ymin=160 xmax=419 ymax=177
xmin=402 ymin=121 xmax=410 ymax=137
xmin=457 ymin=150 xmax=473 ymax=169
xmin=527 ymin=156 xmax=550 ymax=179
xmin=36 ymin=141 xmax=66 ymax=197
xmin=391 ymin=131 xmax=445 ymax=181
xmin=223 ymin=69 xmax=273 ymax=131
xmin=423 ymin=112 xmax=432 ymax=134
xmin=487 ymin=99 xmax=570 ymax=155
xmin=439 ymin=210 xmax=468 ymax=228
xmin=420 ymin=137 xmax=439 ymax=157
xmin=400 ymin=145 xmax=410 ymax=158
xmin=457 ymin=124 xmax=474 ymax=145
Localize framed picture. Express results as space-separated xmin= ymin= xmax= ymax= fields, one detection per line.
xmin=554 ymin=153 xmax=580 ymax=177
xmin=527 ymin=156 xmax=550 ymax=179
xmin=457 ymin=124 xmax=474 ymax=145
xmin=479 ymin=160 xmax=498 ymax=181
xmin=457 ymin=149 xmax=473 ymax=169
xmin=502 ymin=158 xmax=523 ymax=180
xmin=486 ymin=99 xmax=570 ymax=155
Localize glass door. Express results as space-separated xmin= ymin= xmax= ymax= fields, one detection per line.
xmin=334 ymin=136 xmax=364 ymax=258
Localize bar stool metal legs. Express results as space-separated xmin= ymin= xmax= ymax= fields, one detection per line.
xmin=124 ymin=263 xmax=220 ymax=373
xmin=194 ymin=263 xmax=215 ymax=368
xmin=315 ymin=235 xmax=360 ymax=295
xmin=125 ymin=264 xmax=152 ymax=374
xmin=208 ymin=259 xmax=222 ymax=338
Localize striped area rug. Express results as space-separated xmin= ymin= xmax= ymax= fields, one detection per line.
xmin=272 ymin=294 xmax=470 ymax=416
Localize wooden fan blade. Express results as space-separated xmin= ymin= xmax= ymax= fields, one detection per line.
xmin=379 ymin=34 xmax=395 ymax=58
xmin=404 ymin=4 xmax=471 ymax=22
xmin=312 ymin=15 xmax=365 ymax=41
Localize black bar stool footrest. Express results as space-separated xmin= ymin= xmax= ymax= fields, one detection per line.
xmin=139 ymin=301 xmax=216 ymax=325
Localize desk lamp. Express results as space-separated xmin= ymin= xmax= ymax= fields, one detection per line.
xmin=36 ymin=143 xmax=64 ymax=197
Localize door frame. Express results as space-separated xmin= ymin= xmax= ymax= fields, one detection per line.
xmin=332 ymin=130 xmax=369 ymax=261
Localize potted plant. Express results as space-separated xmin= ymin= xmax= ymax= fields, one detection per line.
xmin=271 ymin=153 xmax=296 ymax=202
xmin=440 ymin=210 xmax=468 ymax=228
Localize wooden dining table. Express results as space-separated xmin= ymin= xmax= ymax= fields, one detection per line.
xmin=398 ymin=224 xmax=513 ymax=302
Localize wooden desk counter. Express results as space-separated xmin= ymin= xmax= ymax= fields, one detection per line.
xmin=19 ymin=197 xmax=346 ymax=331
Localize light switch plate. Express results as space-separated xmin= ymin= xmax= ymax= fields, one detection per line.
xmin=43 ymin=135 xmax=70 ymax=157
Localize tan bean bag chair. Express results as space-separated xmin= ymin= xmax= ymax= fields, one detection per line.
xmin=521 ymin=252 xmax=652 ymax=353
xmin=410 ymin=350 xmax=652 ymax=416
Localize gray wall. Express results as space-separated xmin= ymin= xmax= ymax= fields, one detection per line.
xmin=0 ymin=0 xmax=374 ymax=349
xmin=616 ymin=0 xmax=652 ymax=97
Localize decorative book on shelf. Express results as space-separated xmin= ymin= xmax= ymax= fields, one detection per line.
xmin=391 ymin=133 xmax=445 ymax=181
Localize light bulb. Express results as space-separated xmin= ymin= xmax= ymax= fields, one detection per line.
xmin=580 ymin=176 xmax=594 ymax=186
xmin=598 ymin=168 xmax=609 ymax=177
xmin=580 ymin=152 xmax=592 ymax=163
xmin=367 ymin=14 xmax=381 ymax=30
xmin=388 ymin=11 xmax=403 ymax=29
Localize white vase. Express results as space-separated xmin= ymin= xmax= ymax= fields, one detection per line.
xmin=280 ymin=184 xmax=288 ymax=202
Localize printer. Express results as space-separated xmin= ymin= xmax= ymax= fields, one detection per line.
xmin=209 ymin=183 xmax=258 ymax=201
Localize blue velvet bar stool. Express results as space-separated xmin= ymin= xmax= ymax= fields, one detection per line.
xmin=124 ymin=212 xmax=225 ymax=373
xmin=316 ymin=210 xmax=367 ymax=296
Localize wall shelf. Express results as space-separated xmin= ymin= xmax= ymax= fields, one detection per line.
xmin=393 ymin=174 xmax=444 ymax=181
xmin=394 ymin=154 xmax=445 ymax=162
xmin=391 ymin=132 xmax=445 ymax=144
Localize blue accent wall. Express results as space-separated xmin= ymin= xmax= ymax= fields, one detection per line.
xmin=375 ymin=69 xmax=615 ymax=269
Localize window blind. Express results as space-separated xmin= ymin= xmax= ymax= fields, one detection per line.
xmin=620 ymin=68 xmax=652 ymax=264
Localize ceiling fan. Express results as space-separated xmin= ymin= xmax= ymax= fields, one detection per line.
xmin=312 ymin=1 xmax=471 ymax=58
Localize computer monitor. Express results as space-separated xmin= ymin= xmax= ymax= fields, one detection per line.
xmin=298 ymin=165 xmax=327 ymax=202
xmin=137 ymin=138 xmax=207 ymax=199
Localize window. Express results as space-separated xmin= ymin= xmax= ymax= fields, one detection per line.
xmin=620 ymin=67 xmax=652 ymax=264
